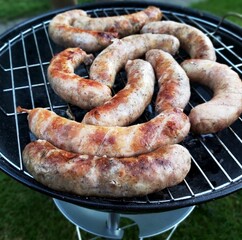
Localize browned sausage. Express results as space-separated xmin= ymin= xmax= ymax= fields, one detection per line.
xmin=145 ymin=49 xmax=190 ymax=113
xmin=18 ymin=107 xmax=190 ymax=158
xmin=22 ymin=140 xmax=191 ymax=197
xmin=48 ymin=6 xmax=162 ymax=52
xmin=181 ymin=59 xmax=242 ymax=134
xmin=89 ymin=33 xmax=180 ymax=87
xmin=141 ymin=20 xmax=216 ymax=61
xmin=47 ymin=48 xmax=112 ymax=109
xmin=82 ymin=59 xmax=155 ymax=126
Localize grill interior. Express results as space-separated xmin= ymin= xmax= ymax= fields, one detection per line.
xmin=0 ymin=2 xmax=242 ymax=213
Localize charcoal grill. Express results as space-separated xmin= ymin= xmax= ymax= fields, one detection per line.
xmin=0 ymin=1 xmax=242 ymax=214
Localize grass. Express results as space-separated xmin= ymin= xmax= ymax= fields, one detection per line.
xmin=0 ymin=0 xmax=50 ymax=22
xmin=0 ymin=0 xmax=242 ymax=239
xmin=0 ymin=0 xmax=241 ymax=26
xmin=191 ymin=0 xmax=242 ymax=26
xmin=1 ymin=172 xmax=242 ymax=240
xmin=0 ymin=0 xmax=93 ymax=22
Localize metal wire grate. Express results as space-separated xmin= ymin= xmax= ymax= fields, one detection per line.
xmin=0 ymin=3 xmax=241 ymax=212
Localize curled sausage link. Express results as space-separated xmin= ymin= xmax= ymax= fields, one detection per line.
xmin=90 ymin=33 xmax=180 ymax=88
xmin=48 ymin=6 xmax=162 ymax=52
xmin=82 ymin=59 xmax=155 ymax=126
xmin=141 ymin=20 xmax=216 ymax=61
xmin=181 ymin=59 xmax=242 ymax=134
xmin=47 ymin=48 xmax=112 ymax=109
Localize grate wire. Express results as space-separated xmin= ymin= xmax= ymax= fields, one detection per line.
xmin=0 ymin=5 xmax=241 ymax=210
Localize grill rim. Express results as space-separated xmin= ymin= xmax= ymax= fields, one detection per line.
xmin=0 ymin=0 xmax=242 ymax=213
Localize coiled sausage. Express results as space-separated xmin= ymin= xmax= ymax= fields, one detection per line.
xmin=141 ymin=20 xmax=216 ymax=61
xmin=89 ymin=33 xmax=180 ymax=87
xmin=48 ymin=6 xmax=162 ymax=52
xmin=82 ymin=59 xmax=155 ymax=126
xmin=181 ymin=59 xmax=242 ymax=134
xmin=47 ymin=48 xmax=112 ymax=109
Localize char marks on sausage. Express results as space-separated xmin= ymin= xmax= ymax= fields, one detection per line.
xmin=48 ymin=6 xmax=162 ymax=52
xmin=23 ymin=107 xmax=190 ymax=158
xmin=89 ymin=33 xmax=180 ymax=87
xmin=82 ymin=59 xmax=155 ymax=126
xmin=141 ymin=20 xmax=216 ymax=61
xmin=47 ymin=48 xmax=112 ymax=109
xmin=146 ymin=49 xmax=190 ymax=113
xmin=22 ymin=140 xmax=191 ymax=197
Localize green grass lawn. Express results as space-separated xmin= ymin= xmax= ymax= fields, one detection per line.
xmin=1 ymin=172 xmax=242 ymax=240
xmin=0 ymin=0 xmax=49 ymax=22
xmin=0 ymin=0 xmax=241 ymax=26
xmin=191 ymin=0 xmax=242 ymax=26
xmin=0 ymin=0 xmax=93 ymax=22
xmin=0 ymin=0 xmax=242 ymax=239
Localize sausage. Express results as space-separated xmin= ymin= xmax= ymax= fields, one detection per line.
xmin=89 ymin=33 xmax=180 ymax=87
xmin=141 ymin=20 xmax=216 ymax=61
xmin=22 ymin=140 xmax=191 ymax=197
xmin=181 ymin=59 xmax=242 ymax=134
xmin=18 ymin=107 xmax=190 ymax=158
xmin=47 ymin=48 xmax=112 ymax=109
xmin=145 ymin=49 xmax=190 ymax=113
xmin=72 ymin=6 xmax=162 ymax=37
xmin=48 ymin=6 xmax=162 ymax=52
xmin=82 ymin=59 xmax=155 ymax=126
xmin=49 ymin=9 xmax=116 ymax=52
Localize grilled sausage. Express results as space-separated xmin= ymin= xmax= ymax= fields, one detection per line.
xmin=47 ymin=48 xmax=112 ymax=109
xmin=48 ymin=6 xmax=162 ymax=52
xmin=22 ymin=140 xmax=191 ymax=197
xmin=18 ymin=107 xmax=190 ymax=158
xmin=141 ymin=20 xmax=216 ymax=61
xmin=89 ymin=33 xmax=180 ymax=87
xmin=181 ymin=59 xmax=242 ymax=134
xmin=145 ymin=49 xmax=190 ymax=113
xmin=82 ymin=59 xmax=155 ymax=126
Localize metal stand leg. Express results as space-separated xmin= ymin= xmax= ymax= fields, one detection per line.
xmin=106 ymin=213 xmax=121 ymax=239
xmin=166 ymin=224 xmax=178 ymax=240
xmin=76 ymin=225 xmax=82 ymax=240
xmin=107 ymin=213 xmax=120 ymax=231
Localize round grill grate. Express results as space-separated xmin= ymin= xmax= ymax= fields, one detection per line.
xmin=0 ymin=1 xmax=241 ymax=213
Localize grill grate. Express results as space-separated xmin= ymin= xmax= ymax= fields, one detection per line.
xmin=0 ymin=2 xmax=242 ymax=212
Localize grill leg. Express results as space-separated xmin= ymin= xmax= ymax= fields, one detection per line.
xmin=105 ymin=212 xmax=123 ymax=239
xmin=76 ymin=225 xmax=82 ymax=240
xmin=138 ymin=224 xmax=178 ymax=240
xmin=166 ymin=224 xmax=178 ymax=240
xmin=106 ymin=213 xmax=121 ymax=235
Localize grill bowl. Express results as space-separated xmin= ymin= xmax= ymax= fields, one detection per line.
xmin=0 ymin=1 xmax=241 ymax=213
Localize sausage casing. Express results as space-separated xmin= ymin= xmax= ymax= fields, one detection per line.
xmin=181 ymin=59 xmax=242 ymax=134
xmin=22 ymin=140 xmax=191 ymax=197
xmin=141 ymin=20 xmax=216 ymax=61
xmin=24 ymin=107 xmax=190 ymax=158
xmin=89 ymin=33 xmax=180 ymax=87
xmin=82 ymin=59 xmax=155 ymax=126
xmin=48 ymin=7 xmax=162 ymax=52
xmin=145 ymin=49 xmax=190 ymax=113
xmin=47 ymin=48 xmax=112 ymax=109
